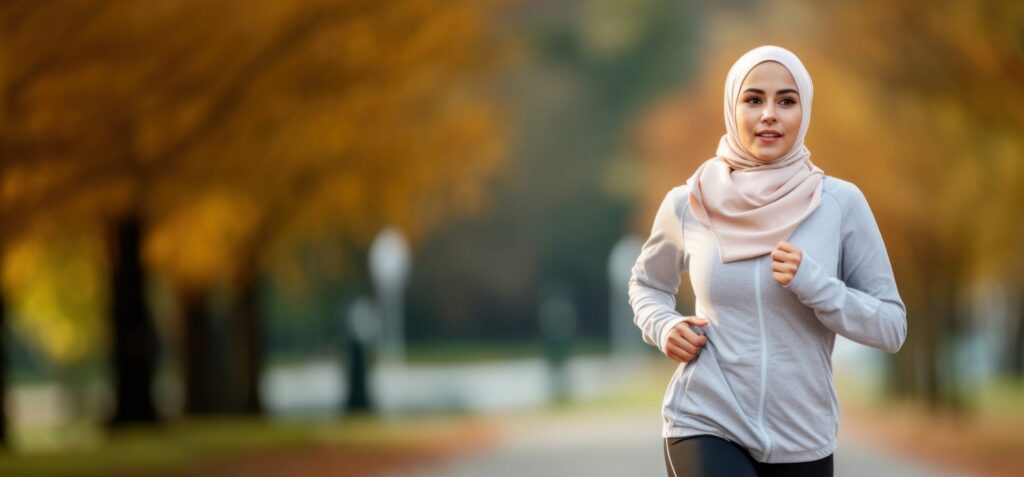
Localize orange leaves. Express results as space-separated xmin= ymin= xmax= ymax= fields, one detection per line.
xmin=146 ymin=191 xmax=259 ymax=288
xmin=0 ymin=0 xmax=512 ymax=350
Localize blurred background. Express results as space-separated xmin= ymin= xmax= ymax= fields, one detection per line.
xmin=1 ymin=0 xmax=1023 ymax=475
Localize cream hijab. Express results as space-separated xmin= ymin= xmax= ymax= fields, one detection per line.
xmin=686 ymin=45 xmax=825 ymax=263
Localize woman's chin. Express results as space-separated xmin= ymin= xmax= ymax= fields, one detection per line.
xmin=751 ymin=150 xmax=784 ymax=163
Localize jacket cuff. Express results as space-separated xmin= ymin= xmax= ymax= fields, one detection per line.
xmin=659 ymin=315 xmax=688 ymax=353
xmin=781 ymin=251 xmax=827 ymax=303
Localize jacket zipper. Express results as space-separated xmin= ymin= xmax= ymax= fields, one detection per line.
xmin=754 ymin=258 xmax=773 ymax=461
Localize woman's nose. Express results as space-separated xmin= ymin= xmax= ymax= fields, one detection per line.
xmin=761 ymin=106 xmax=778 ymax=123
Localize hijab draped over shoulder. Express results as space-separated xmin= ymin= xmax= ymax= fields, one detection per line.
xmin=686 ymin=45 xmax=825 ymax=263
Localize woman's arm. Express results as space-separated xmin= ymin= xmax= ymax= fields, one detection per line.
xmin=782 ymin=186 xmax=908 ymax=353
xmin=628 ymin=187 xmax=693 ymax=354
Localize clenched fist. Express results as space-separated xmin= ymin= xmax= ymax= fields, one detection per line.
xmin=664 ymin=317 xmax=709 ymax=363
xmin=771 ymin=241 xmax=803 ymax=286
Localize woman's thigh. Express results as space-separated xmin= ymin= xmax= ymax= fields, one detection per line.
xmin=755 ymin=454 xmax=833 ymax=477
xmin=663 ymin=435 xmax=758 ymax=477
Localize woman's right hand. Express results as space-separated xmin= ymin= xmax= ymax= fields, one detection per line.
xmin=664 ymin=317 xmax=709 ymax=363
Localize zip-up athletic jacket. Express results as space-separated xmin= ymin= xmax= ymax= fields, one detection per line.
xmin=628 ymin=175 xmax=907 ymax=463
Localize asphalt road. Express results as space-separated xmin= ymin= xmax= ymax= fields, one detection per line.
xmin=392 ymin=408 xmax=965 ymax=477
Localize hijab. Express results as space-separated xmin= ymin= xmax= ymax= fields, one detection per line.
xmin=686 ymin=45 xmax=825 ymax=263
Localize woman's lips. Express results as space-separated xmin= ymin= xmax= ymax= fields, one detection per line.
xmin=755 ymin=131 xmax=782 ymax=144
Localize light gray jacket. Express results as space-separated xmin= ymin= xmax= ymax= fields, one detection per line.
xmin=628 ymin=175 xmax=907 ymax=463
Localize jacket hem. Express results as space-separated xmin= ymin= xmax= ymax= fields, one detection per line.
xmin=748 ymin=443 xmax=836 ymax=464
xmin=663 ymin=425 xmax=836 ymax=464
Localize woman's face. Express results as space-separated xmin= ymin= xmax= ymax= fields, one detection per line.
xmin=735 ymin=61 xmax=802 ymax=163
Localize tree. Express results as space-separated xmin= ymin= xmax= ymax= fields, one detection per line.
xmin=1 ymin=0 xmax=509 ymax=424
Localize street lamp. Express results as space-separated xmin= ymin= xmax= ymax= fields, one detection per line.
xmin=368 ymin=227 xmax=411 ymax=364
xmin=609 ymin=235 xmax=643 ymax=361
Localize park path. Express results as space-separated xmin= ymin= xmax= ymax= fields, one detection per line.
xmin=389 ymin=407 xmax=967 ymax=477
xmin=261 ymin=349 xmax=978 ymax=476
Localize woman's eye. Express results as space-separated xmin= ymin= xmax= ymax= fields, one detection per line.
xmin=780 ymin=97 xmax=796 ymax=105
xmin=745 ymin=97 xmax=762 ymax=105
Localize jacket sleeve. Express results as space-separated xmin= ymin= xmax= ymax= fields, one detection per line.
xmin=628 ymin=187 xmax=691 ymax=354
xmin=782 ymin=186 xmax=908 ymax=353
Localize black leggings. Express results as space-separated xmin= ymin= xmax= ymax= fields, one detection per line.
xmin=664 ymin=435 xmax=833 ymax=477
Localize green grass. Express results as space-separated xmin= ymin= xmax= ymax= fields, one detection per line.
xmin=0 ymin=419 xmax=315 ymax=476
xmin=973 ymin=377 xmax=1024 ymax=418
xmin=403 ymin=338 xmax=614 ymax=364
xmin=263 ymin=338 xmax=618 ymax=366
xmin=0 ymin=414 xmax=481 ymax=477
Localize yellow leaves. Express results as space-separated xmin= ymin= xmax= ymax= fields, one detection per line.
xmin=2 ymin=231 xmax=107 ymax=365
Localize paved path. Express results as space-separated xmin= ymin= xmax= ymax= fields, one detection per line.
xmin=390 ymin=408 xmax=966 ymax=477
xmin=396 ymin=409 xmax=666 ymax=477
xmin=263 ymin=354 xmax=971 ymax=476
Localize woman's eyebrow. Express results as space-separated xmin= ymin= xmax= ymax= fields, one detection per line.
xmin=741 ymin=88 xmax=800 ymax=96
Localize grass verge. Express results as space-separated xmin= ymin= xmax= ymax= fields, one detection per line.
xmin=0 ymin=413 xmax=497 ymax=477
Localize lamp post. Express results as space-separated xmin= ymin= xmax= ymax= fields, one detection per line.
xmin=609 ymin=235 xmax=643 ymax=361
xmin=368 ymin=227 xmax=411 ymax=365
xmin=539 ymin=281 xmax=576 ymax=405
xmin=344 ymin=297 xmax=377 ymax=412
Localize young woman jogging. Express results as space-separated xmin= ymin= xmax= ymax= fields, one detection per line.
xmin=628 ymin=45 xmax=907 ymax=477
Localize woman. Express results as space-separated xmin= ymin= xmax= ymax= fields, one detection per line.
xmin=628 ymin=45 xmax=907 ymax=477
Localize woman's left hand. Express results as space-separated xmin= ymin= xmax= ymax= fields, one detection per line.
xmin=771 ymin=241 xmax=803 ymax=286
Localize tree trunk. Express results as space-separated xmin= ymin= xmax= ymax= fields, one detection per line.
xmin=341 ymin=242 xmax=374 ymax=413
xmin=939 ymin=298 xmax=966 ymax=414
xmin=229 ymin=273 xmax=263 ymax=415
xmin=888 ymin=299 xmax=916 ymax=399
xmin=1007 ymin=285 xmax=1024 ymax=379
xmin=108 ymin=213 xmax=160 ymax=425
xmin=345 ymin=326 xmax=371 ymax=413
xmin=1009 ymin=298 xmax=1024 ymax=379
xmin=925 ymin=280 xmax=953 ymax=410
xmin=0 ymin=276 xmax=8 ymax=445
xmin=180 ymin=286 xmax=228 ymax=415
xmin=914 ymin=239 xmax=945 ymax=409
